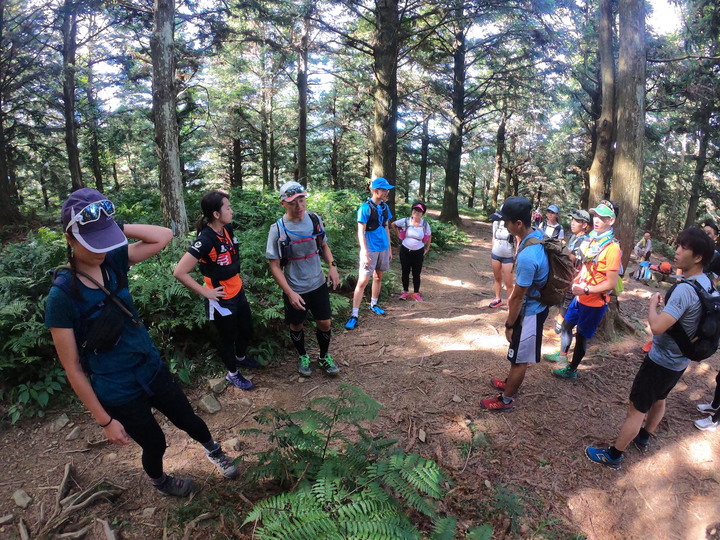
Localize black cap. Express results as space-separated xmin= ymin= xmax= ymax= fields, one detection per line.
xmin=490 ymin=196 xmax=532 ymax=222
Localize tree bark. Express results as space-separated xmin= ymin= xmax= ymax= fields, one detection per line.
xmin=683 ymin=113 xmax=710 ymax=230
xmin=232 ymin=138 xmax=244 ymax=190
xmin=440 ymin=5 xmax=465 ymax=225
xmin=84 ymin=62 xmax=104 ymax=192
xmin=372 ymin=0 xmax=399 ymax=215
xmin=490 ymin=109 xmax=506 ymax=210
xmin=419 ymin=117 xmax=429 ymax=201
xmin=588 ymin=0 xmax=616 ymax=207
xmin=150 ymin=0 xmax=188 ymax=235
xmin=646 ymin=161 xmax=666 ymax=234
xmin=296 ymin=17 xmax=309 ymax=184
xmin=610 ymin=0 xmax=645 ymax=270
xmin=61 ymin=0 xmax=83 ymax=190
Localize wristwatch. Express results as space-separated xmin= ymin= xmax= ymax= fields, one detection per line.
xmin=584 ymin=286 xmax=590 ymax=295
xmin=329 ymin=260 xmax=337 ymax=267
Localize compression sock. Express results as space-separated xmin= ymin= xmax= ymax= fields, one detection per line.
xmin=317 ymin=328 xmax=331 ymax=358
xmin=290 ymin=329 xmax=306 ymax=355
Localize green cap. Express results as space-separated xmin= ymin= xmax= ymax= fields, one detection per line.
xmin=589 ymin=202 xmax=615 ymax=219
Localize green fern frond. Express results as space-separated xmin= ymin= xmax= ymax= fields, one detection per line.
xmin=430 ymin=516 xmax=458 ymax=540
xmin=466 ymin=523 xmax=494 ymax=540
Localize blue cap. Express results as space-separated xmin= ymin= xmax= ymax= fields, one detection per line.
xmin=371 ymin=177 xmax=394 ymax=190
xmin=546 ymin=204 xmax=560 ymax=214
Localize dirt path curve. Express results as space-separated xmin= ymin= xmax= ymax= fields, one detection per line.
xmin=1 ymin=214 xmax=718 ymax=540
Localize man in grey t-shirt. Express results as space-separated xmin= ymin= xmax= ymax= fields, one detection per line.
xmin=266 ymin=181 xmax=341 ymax=377
xmin=585 ymin=227 xmax=716 ymax=469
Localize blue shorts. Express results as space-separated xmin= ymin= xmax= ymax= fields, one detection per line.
xmin=491 ymin=253 xmax=514 ymax=264
xmin=564 ymin=297 xmax=608 ymax=339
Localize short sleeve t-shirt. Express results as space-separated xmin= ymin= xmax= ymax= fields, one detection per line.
xmin=575 ymin=239 xmax=621 ymax=307
xmin=187 ymin=224 xmax=242 ymax=299
xmin=44 ymin=247 xmax=162 ymax=406
xmin=266 ymin=212 xmax=327 ymax=295
xmin=650 ymin=273 xmax=713 ymax=372
xmin=394 ymin=217 xmax=431 ymax=251
xmin=515 ymin=229 xmax=550 ymax=316
xmin=357 ymin=200 xmax=393 ymax=252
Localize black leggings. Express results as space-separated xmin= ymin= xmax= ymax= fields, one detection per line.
xmin=400 ymin=245 xmax=425 ymax=293
xmin=103 ymin=366 xmax=212 ymax=479
xmin=712 ymin=370 xmax=720 ymax=423
xmin=560 ymin=320 xmax=589 ymax=369
xmin=211 ymin=289 xmax=254 ymax=371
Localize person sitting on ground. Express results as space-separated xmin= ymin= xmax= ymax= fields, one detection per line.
xmin=480 ymin=196 xmax=549 ymax=412
xmin=392 ymin=201 xmax=432 ymax=302
xmin=586 ymin=227 xmax=716 ymax=468
xmin=547 ymin=209 xmax=592 ymax=339
xmin=265 ymin=181 xmax=341 ymax=377
xmin=345 ymin=178 xmax=394 ymax=329
xmin=551 ymin=201 xmax=621 ymax=378
xmin=540 ymin=204 xmax=565 ymax=241
xmin=634 ymin=232 xmax=653 ymax=262
xmin=488 ymin=208 xmax=515 ymax=308
xmin=174 ymin=191 xmax=258 ymax=391
xmin=47 ymin=188 xmax=239 ymax=497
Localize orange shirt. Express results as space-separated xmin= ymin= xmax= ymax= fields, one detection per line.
xmin=574 ymin=240 xmax=621 ymax=307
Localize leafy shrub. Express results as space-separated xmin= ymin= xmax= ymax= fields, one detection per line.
xmin=240 ymin=384 xmax=488 ymax=539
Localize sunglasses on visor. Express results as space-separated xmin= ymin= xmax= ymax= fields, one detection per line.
xmin=65 ymin=200 xmax=116 ymax=230
xmin=283 ymin=186 xmax=306 ymax=198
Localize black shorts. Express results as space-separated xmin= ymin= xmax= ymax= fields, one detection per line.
xmin=629 ymin=356 xmax=685 ymax=413
xmin=284 ymin=283 xmax=332 ymax=325
xmin=507 ymin=307 xmax=549 ymax=364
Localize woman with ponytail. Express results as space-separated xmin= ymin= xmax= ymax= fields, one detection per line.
xmin=174 ymin=190 xmax=258 ymax=390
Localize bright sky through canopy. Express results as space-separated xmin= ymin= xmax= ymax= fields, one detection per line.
xmin=648 ymin=0 xmax=682 ymax=35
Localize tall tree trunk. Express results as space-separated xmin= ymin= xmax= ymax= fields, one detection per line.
xmin=372 ymin=0 xmax=399 ymax=215
xmin=85 ymin=62 xmax=104 ymax=192
xmin=588 ymin=0 xmax=616 ymax=207
xmin=440 ymin=7 xmax=465 ymax=225
xmin=232 ymin=138 xmax=244 ymax=189
xmin=490 ymin=109 xmax=506 ymax=210
xmin=61 ymin=0 xmax=83 ymax=190
xmin=419 ymin=117 xmax=429 ymax=201
xmin=150 ymin=0 xmax=188 ymax=235
xmin=683 ymin=114 xmax=710 ymax=230
xmin=610 ymin=0 xmax=645 ymax=270
xmin=296 ymin=17 xmax=309 ymax=183
xmin=112 ymin=162 xmax=120 ymax=191
xmin=646 ymin=161 xmax=666 ymax=234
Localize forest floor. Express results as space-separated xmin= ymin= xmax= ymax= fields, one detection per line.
xmin=1 ymin=213 xmax=719 ymax=540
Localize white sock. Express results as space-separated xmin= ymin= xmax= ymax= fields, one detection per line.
xmin=370 ymin=298 xmax=378 ymax=307
xmin=351 ymin=308 xmax=359 ymax=317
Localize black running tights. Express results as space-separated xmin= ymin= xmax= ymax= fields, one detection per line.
xmin=400 ymin=245 xmax=425 ymax=293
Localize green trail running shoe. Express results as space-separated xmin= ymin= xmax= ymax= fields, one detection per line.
xmin=318 ymin=354 xmax=340 ymax=375
xmin=553 ymin=366 xmax=578 ymax=379
xmin=298 ymin=355 xmax=312 ymax=377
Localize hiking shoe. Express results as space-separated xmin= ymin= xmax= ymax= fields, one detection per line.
xmin=236 ymin=355 xmax=261 ymax=369
xmin=480 ymin=394 xmax=514 ymax=412
xmin=207 ymin=447 xmax=239 ymax=479
xmin=554 ymin=321 xmax=562 ymax=334
xmin=694 ymin=416 xmax=719 ymax=431
xmin=411 ymin=293 xmax=424 ymax=302
xmin=696 ymin=403 xmax=720 ymax=414
xmin=369 ymin=304 xmax=386 ymax=315
xmin=585 ymin=446 xmax=622 ymax=470
xmin=489 ymin=299 xmax=503 ymax=308
xmin=153 ymin=475 xmax=194 ymax=497
xmin=633 ymin=434 xmax=650 ymax=453
xmin=553 ymin=366 xmax=578 ymax=379
xmin=297 ymin=355 xmax=312 ymax=377
xmin=399 ymin=291 xmax=410 ymax=300
xmin=345 ymin=316 xmax=359 ymax=330
xmin=226 ymin=372 xmax=254 ymax=390
xmin=490 ymin=377 xmax=507 ymax=391
xmin=544 ymin=351 xmax=567 ymax=363
xmin=318 ymin=354 xmax=340 ymax=375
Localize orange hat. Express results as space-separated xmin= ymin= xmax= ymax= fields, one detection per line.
xmin=659 ymin=262 xmax=672 ymax=274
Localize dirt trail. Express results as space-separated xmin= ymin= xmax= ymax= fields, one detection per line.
xmin=1 ymin=214 xmax=719 ymax=539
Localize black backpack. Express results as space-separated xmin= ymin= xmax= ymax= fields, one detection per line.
xmin=277 ymin=212 xmax=325 ymax=268
xmin=665 ymin=279 xmax=720 ymax=361
xmin=365 ymin=200 xmax=388 ymax=232
xmin=518 ymin=235 xmax=575 ymax=306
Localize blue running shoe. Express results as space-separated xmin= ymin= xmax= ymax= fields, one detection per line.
xmin=585 ymin=446 xmax=622 ymax=470
xmin=345 ymin=316 xmax=358 ymax=330
xmin=369 ymin=304 xmax=385 ymax=315
xmin=226 ymin=372 xmax=254 ymax=390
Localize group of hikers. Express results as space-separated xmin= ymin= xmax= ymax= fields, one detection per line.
xmin=44 ymin=182 xmax=720 ymax=497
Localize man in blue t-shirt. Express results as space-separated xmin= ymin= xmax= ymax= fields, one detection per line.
xmin=482 ymin=196 xmax=549 ymax=412
xmin=345 ymin=178 xmax=394 ymax=330
xmin=586 ymin=227 xmax=716 ymax=468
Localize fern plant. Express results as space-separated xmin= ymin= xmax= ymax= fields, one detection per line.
xmin=241 ymin=385 xmax=469 ymax=539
